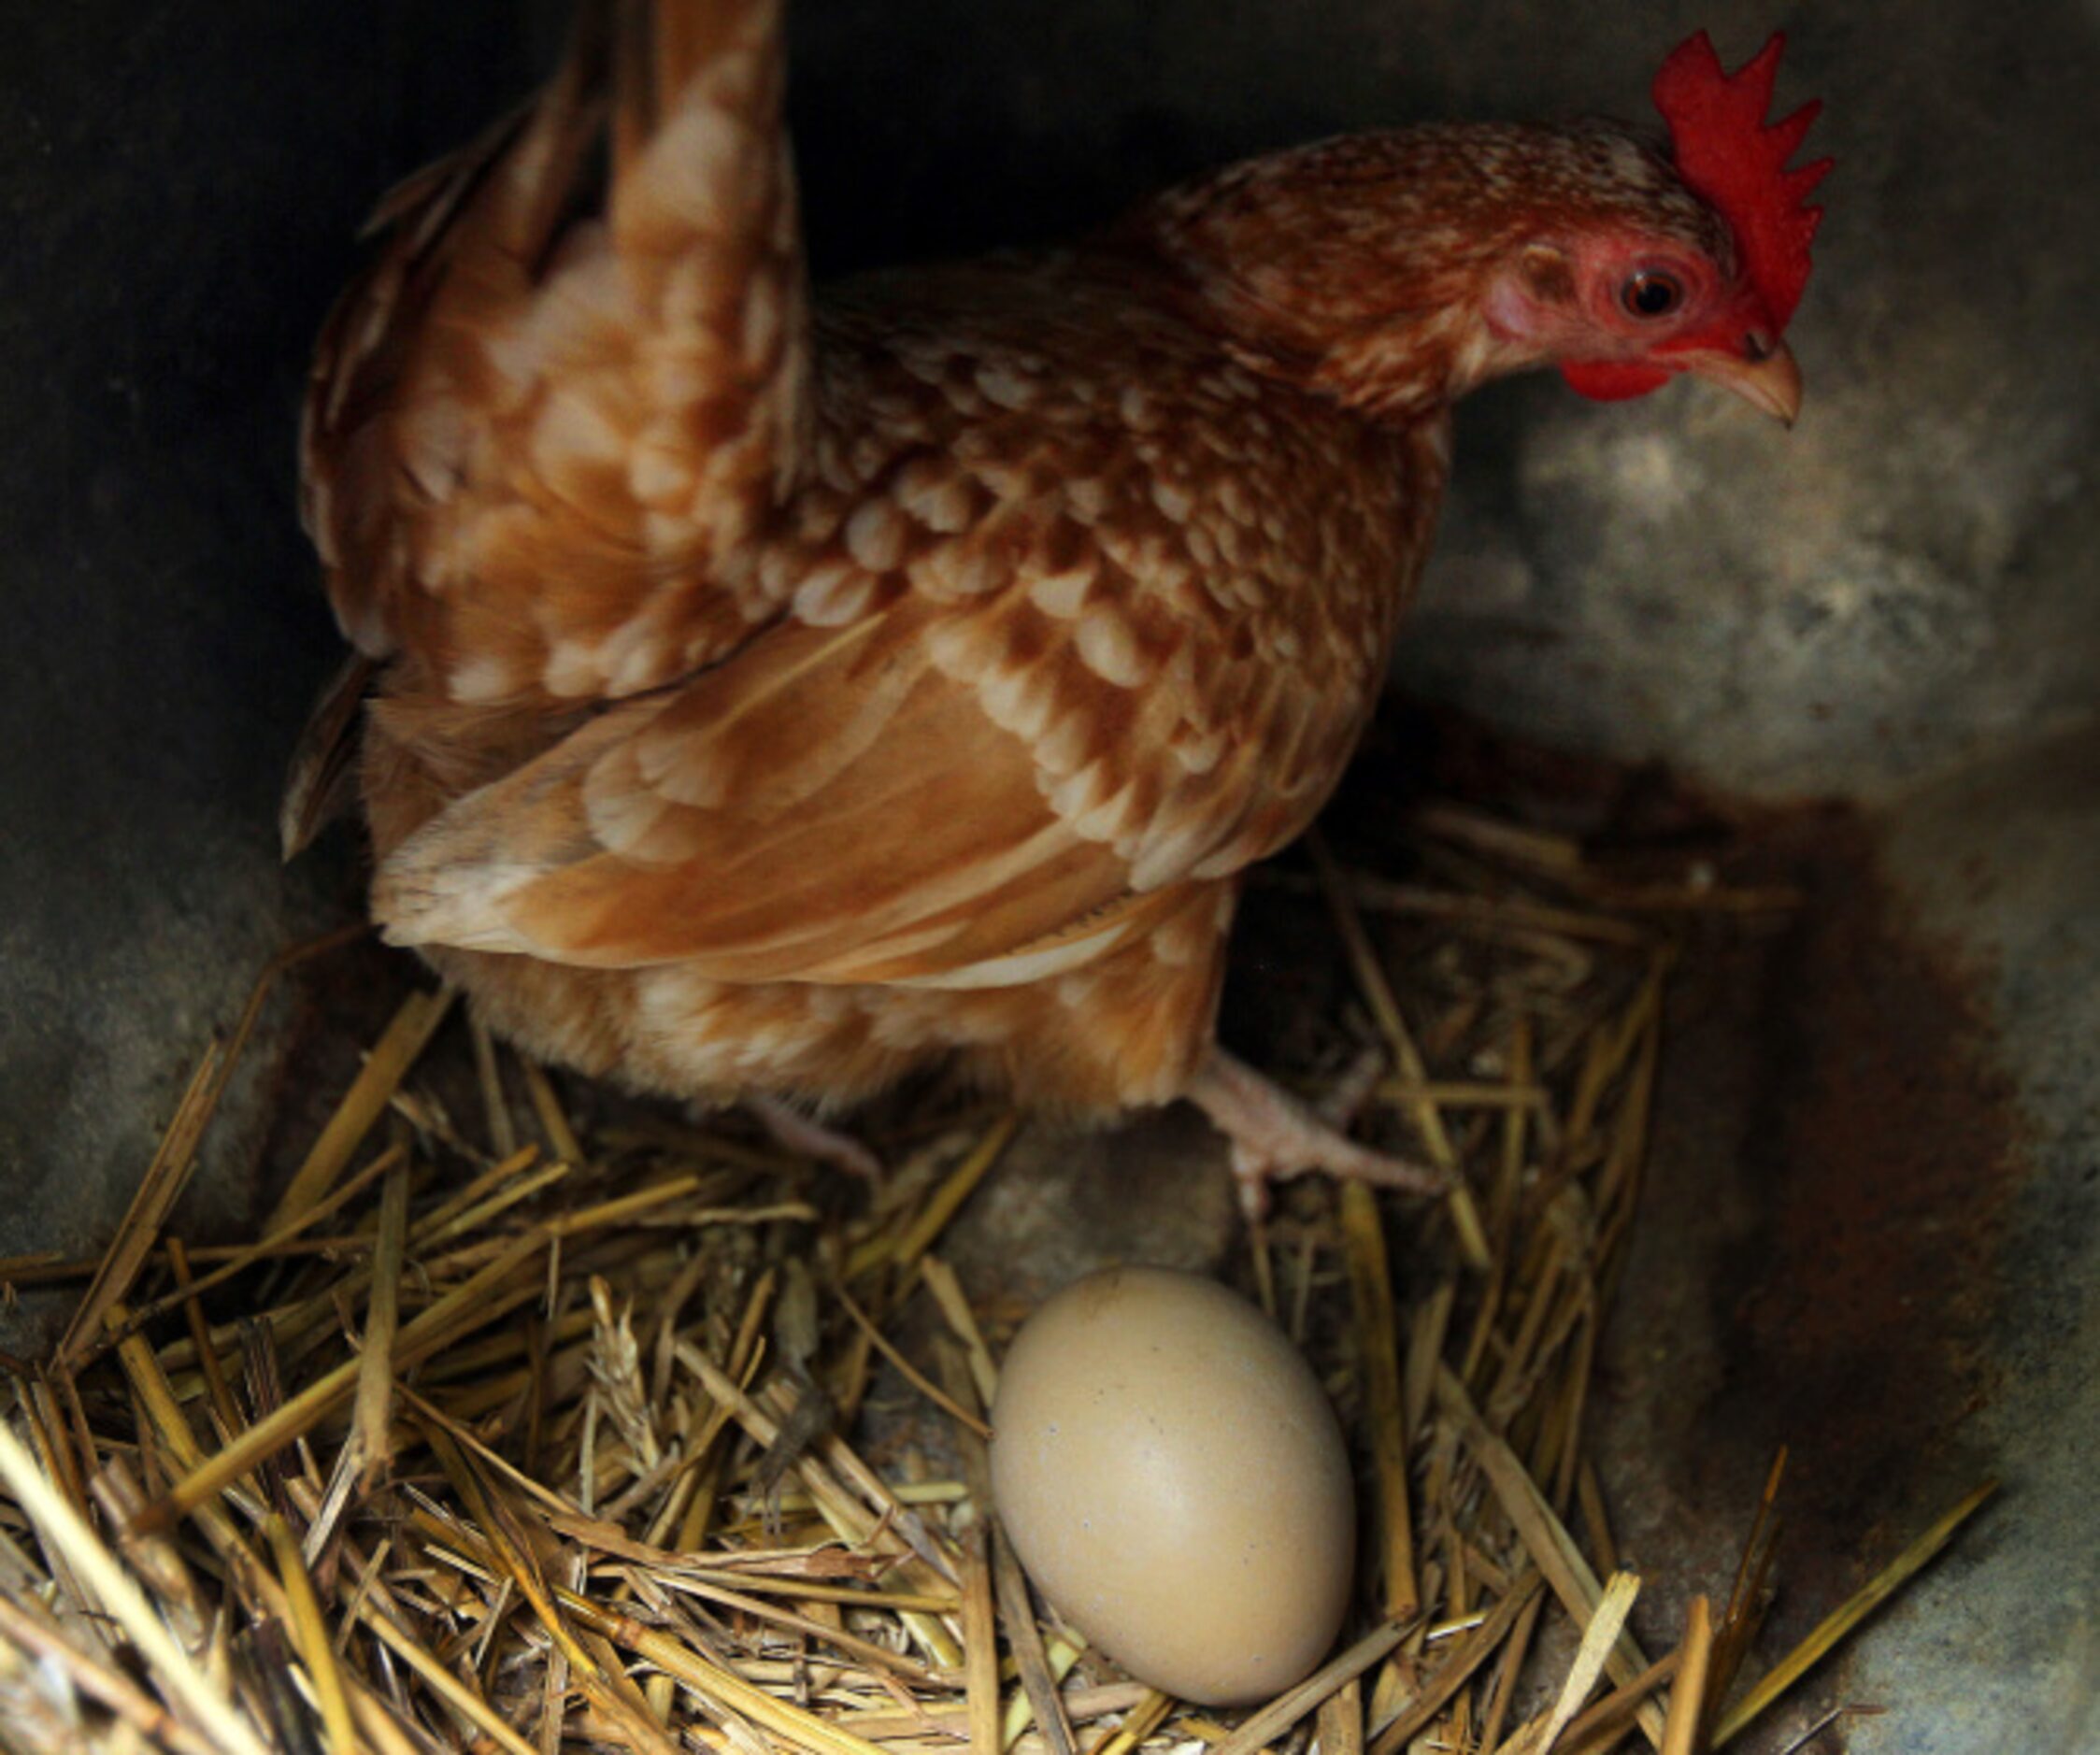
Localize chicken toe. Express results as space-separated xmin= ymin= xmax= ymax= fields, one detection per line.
xmin=1186 ymin=1049 xmax=1445 ymax=1220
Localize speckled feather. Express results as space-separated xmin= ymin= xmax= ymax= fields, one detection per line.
xmin=297 ymin=3 xmax=1817 ymax=1122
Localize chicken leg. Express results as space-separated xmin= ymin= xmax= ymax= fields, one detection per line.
xmin=1186 ymin=1049 xmax=1446 ymax=1220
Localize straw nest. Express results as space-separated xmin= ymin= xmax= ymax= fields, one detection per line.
xmin=0 ymin=806 xmax=1991 ymax=1755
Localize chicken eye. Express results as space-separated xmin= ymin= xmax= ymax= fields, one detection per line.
xmin=1619 ymin=269 xmax=1684 ymax=319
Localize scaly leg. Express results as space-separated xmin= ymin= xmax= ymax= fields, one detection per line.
xmin=744 ymin=1092 xmax=885 ymax=1185
xmin=1186 ymin=1048 xmax=1445 ymax=1220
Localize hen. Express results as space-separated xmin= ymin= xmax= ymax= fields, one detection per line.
xmin=289 ymin=3 xmax=1828 ymax=1207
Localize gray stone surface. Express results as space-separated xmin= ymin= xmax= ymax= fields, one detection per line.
xmin=1849 ymin=725 xmax=2100 ymax=1753
xmin=942 ymin=1108 xmax=1240 ymax=1311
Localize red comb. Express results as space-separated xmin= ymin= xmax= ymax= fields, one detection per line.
xmin=1654 ymin=29 xmax=1833 ymax=328
xmin=1561 ymin=31 xmax=1831 ymax=403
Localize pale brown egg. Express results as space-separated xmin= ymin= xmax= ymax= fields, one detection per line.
xmin=989 ymin=1265 xmax=1356 ymax=1705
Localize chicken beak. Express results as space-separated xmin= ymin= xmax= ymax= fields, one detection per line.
xmin=1687 ymin=338 xmax=1804 ymax=426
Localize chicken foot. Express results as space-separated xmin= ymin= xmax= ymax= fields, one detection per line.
xmin=1186 ymin=1048 xmax=1446 ymax=1220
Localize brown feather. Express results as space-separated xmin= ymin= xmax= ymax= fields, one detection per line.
xmin=303 ymin=0 xmax=809 ymax=705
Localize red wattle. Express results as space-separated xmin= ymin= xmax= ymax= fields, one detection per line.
xmin=1560 ymin=360 xmax=1673 ymax=402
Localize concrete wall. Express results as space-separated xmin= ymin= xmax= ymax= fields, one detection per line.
xmin=0 ymin=7 xmax=549 ymax=1263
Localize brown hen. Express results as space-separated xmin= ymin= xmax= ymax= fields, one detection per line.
xmin=289 ymin=2 xmax=1827 ymax=1207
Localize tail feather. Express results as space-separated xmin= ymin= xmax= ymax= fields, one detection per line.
xmin=609 ymin=0 xmax=777 ymax=173
xmin=301 ymin=0 xmax=813 ymax=702
xmin=279 ymin=653 xmax=377 ymax=860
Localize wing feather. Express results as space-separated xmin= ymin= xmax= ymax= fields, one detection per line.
xmin=370 ymin=257 xmax=1445 ymax=992
xmin=373 ymin=600 xmax=1139 ymax=981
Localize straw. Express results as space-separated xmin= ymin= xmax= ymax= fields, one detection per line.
xmin=0 ymin=1418 xmax=268 ymax=1755
xmin=0 ymin=796 xmax=1992 ymax=1755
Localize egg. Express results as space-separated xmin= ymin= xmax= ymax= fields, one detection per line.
xmin=989 ymin=1265 xmax=1356 ymax=1705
